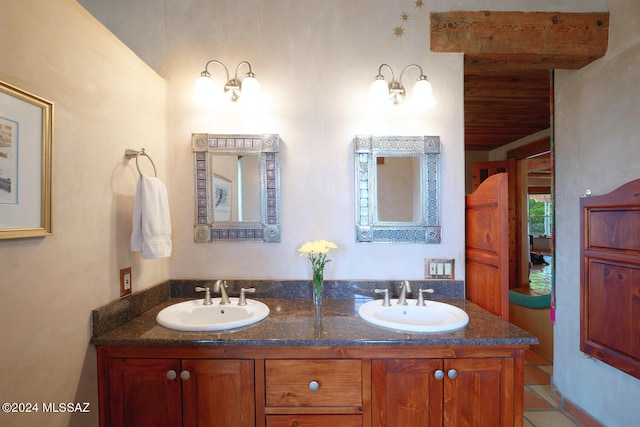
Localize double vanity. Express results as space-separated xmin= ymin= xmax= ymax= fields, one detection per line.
xmin=92 ymin=280 xmax=536 ymax=427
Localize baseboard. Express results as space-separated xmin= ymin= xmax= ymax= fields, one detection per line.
xmin=550 ymin=380 xmax=605 ymax=427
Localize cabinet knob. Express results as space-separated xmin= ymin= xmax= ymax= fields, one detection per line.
xmin=166 ymin=370 xmax=177 ymax=380
xmin=448 ymin=369 xmax=458 ymax=380
xmin=434 ymin=370 xmax=444 ymax=380
xmin=308 ymin=380 xmax=320 ymax=391
xmin=180 ymin=370 xmax=191 ymax=381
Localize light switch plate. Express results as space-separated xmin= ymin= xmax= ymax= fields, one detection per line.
xmin=424 ymin=258 xmax=455 ymax=279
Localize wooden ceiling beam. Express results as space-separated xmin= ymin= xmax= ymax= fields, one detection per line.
xmin=431 ymin=11 xmax=609 ymax=70
xmin=527 ymin=155 xmax=551 ymax=172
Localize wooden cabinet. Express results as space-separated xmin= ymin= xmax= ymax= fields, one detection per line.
xmin=182 ymin=359 xmax=255 ymax=426
xmin=99 ymin=349 xmax=255 ymax=427
xmin=372 ymin=357 xmax=516 ymax=427
xmin=97 ymin=346 xmax=524 ymax=427
xmin=106 ymin=358 xmax=182 ymax=427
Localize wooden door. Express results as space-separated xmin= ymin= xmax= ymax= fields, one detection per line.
xmin=466 ymin=173 xmax=510 ymax=320
xmin=182 ymin=359 xmax=256 ymax=427
xmin=106 ymin=358 xmax=182 ymax=427
xmin=580 ymin=179 xmax=640 ymax=380
xmin=472 ymin=160 xmax=520 ymax=288
xmin=371 ymin=359 xmax=444 ymax=426
xmin=443 ymin=358 xmax=515 ymax=427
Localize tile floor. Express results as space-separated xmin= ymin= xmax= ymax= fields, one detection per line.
xmin=528 ymin=254 xmax=553 ymax=295
xmin=521 ymin=255 xmax=583 ymax=426
xmin=523 ymin=350 xmax=581 ymax=426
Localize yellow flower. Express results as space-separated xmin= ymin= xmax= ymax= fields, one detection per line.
xmin=298 ymin=240 xmax=338 ymax=256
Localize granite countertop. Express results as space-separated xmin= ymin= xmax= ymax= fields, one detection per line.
xmin=91 ymin=280 xmax=537 ymax=348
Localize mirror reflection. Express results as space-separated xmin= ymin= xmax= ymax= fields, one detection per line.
xmin=355 ymin=135 xmax=441 ymax=243
xmin=212 ymin=155 xmax=260 ymax=222
xmin=192 ymin=133 xmax=281 ymax=243
xmin=376 ymin=156 xmax=421 ymax=222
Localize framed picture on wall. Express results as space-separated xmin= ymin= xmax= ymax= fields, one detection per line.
xmin=212 ymin=173 xmax=231 ymax=221
xmin=0 ymin=80 xmax=53 ymax=239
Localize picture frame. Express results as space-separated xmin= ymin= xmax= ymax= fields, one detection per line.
xmin=0 ymin=80 xmax=53 ymax=239
xmin=212 ymin=173 xmax=232 ymax=221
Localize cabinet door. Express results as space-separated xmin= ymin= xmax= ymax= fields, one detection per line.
xmin=443 ymin=358 xmax=514 ymax=427
xmin=107 ymin=358 xmax=182 ymax=427
xmin=182 ymin=359 xmax=255 ymax=427
xmin=371 ymin=359 xmax=443 ymax=427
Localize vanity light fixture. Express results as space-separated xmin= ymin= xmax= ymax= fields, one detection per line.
xmin=192 ymin=60 xmax=261 ymax=104
xmin=369 ymin=63 xmax=436 ymax=108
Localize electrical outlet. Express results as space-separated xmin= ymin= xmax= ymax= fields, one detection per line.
xmin=120 ymin=267 xmax=132 ymax=297
xmin=424 ymin=259 xmax=455 ymax=279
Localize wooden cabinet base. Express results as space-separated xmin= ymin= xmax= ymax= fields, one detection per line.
xmin=97 ymin=345 xmax=526 ymax=427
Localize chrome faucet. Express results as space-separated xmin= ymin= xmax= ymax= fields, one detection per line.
xmin=398 ymin=280 xmax=412 ymax=305
xmin=238 ymin=287 xmax=256 ymax=306
xmin=417 ymin=288 xmax=434 ymax=306
xmin=195 ymin=285 xmax=212 ymax=305
xmin=374 ymin=288 xmax=391 ymax=306
xmin=214 ymin=280 xmax=230 ymax=305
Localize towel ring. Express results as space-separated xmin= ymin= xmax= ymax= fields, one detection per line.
xmin=125 ymin=148 xmax=157 ymax=177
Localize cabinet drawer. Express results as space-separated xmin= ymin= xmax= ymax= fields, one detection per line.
xmin=265 ymin=359 xmax=362 ymax=407
xmin=266 ymin=414 xmax=362 ymax=427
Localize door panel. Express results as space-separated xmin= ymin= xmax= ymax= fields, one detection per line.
xmin=371 ymin=359 xmax=443 ymax=426
xmin=107 ymin=358 xmax=182 ymax=427
xmin=443 ymin=358 xmax=514 ymax=427
xmin=182 ymin=359 xmax=256 ymax=427
xmin=466 ymin=173 xmax=509 ymax=320
xmin=472 ymin=160 xmax=520 ymax=288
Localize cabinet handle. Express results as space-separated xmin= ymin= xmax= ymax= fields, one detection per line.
xmin=308 ymin=380 xmax=319 ymax=391
xmin=166 ymin=370 xmax=177 ymax=380
xmin=180 ymin=370 xmax=191 ymax=381
xmin=434 ymin=370 xmax=444 ymax=380
xmin=448 ymin=369 xmax=458 ymax=380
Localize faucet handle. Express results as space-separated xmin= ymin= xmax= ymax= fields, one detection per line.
xmin=417 ymin=288 xmax=435 ymax=306
xmin=195 ymin=286 xmax=212 ymax=305
xmin=238 ymin=287 xmax=256 ymax=306
xmin=374 ymin=288 xmax=391 ymax=306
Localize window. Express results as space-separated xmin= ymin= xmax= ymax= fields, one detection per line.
xmin=529 ymin=195 xmax=552 ymax=237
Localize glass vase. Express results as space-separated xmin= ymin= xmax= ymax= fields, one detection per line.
xmin=312 ymin=269 xmax=323 ymax=306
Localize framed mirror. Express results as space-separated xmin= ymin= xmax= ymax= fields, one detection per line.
xmin=355 ymin=135 xmax=441 ymax=243
xmin=192 ymin=133 xmax=280 ymax=242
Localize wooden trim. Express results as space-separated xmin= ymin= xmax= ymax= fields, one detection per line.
xmin=431 ymin=11 xmax=609 ymax=70
xmin=550 ymin=381 xmax=606 ymax=427
xmin=507 ymin=136 xmax=551 ymax=160
xmin=528 ymin=186 xmax=551 ymax=194
xmin=96 ymin=344 xmax=526 ymax=360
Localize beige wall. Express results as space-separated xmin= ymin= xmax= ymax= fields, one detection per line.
xmin=163 ymin=0 xmax=466 ymax=281
xmin=0 ymin=1 xmax=168 ymax=426
xmin=553 ymin=0 xmax=640 ymax=425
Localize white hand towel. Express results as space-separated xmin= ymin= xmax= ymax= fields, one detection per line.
xmin=131 ymin=175 xmax=172 ymax=259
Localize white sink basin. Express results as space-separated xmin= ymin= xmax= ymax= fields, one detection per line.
xmin=358 ymin=299 xmax=469 ymax=333
xmin=156 ymin=298 xmax=270 ymax=332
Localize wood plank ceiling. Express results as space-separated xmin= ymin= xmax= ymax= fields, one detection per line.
xmin=430 ymin=11 xmax=609 ymax=152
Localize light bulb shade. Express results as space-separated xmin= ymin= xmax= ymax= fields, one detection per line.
xmin=369 ymin=77 xmax=389 ymax=105
xmin=191 ymin=74 xmax=216 ymax=105
xmin=240 ymin=74 xmax=261 ymax=102
xmin=412 ymin=78 xmax=436 ymax=109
